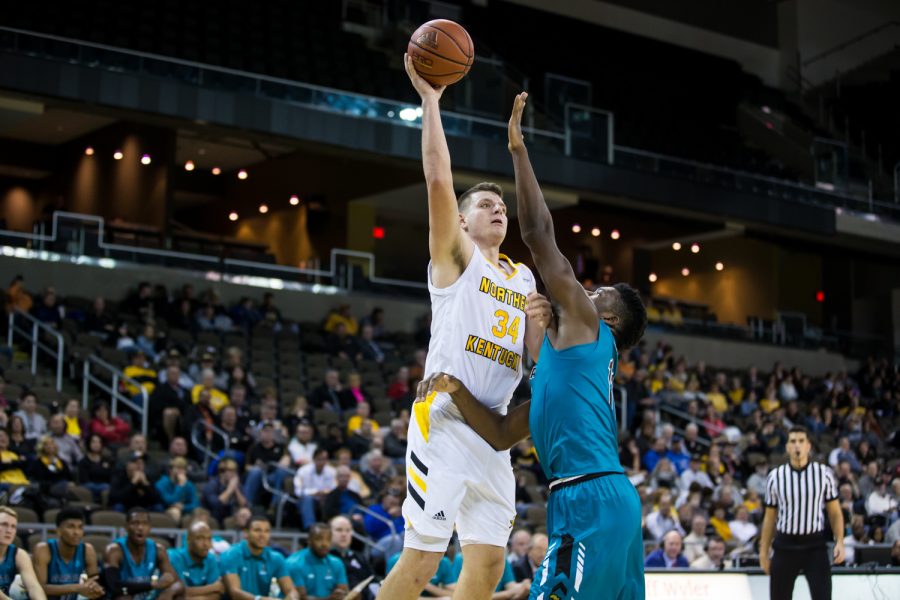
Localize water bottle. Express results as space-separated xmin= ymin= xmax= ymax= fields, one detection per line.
xmin=269 ymin=577 xmax=280 ymax=599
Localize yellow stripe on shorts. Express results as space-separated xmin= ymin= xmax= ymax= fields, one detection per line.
xmin=407 ymin=466 xmax=427 ymax=493
xmin=413 ymin=391 xmax=436 ymax=442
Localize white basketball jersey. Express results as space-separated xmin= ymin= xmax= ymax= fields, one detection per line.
xmin=424 ymin=245 xmax=535 ymax=417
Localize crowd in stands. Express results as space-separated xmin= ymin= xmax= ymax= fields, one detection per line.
xmin=1 ymin=275 xmax=900 ymax=598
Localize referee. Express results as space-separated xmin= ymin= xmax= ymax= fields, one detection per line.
xmin=759 ymin=426 xmax=845 ymax=600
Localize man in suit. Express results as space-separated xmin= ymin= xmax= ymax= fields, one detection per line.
xmin=512 ymin=533 xmax=547 ymax=582
xmin=644 ymin=530 xmax=689 ymax=568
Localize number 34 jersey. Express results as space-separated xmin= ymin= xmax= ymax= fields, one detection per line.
xmin=423 ymin=245 xmax=535 ymax=420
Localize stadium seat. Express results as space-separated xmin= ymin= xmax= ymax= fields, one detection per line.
xmin=148 ymin=512 xmax=178 ymax=530
xmin=13 ymin=507 xmax=39 ymax=524
xmin=91 ymin=511 xmax=126 ymax=528
xmin=42 ymin=509 xmax=61 ymax=525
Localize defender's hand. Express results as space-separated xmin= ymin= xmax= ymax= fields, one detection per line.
xmin=508 ymin=92 xmax=528 ymax=153
xmin=404 ymin=53 xmax=446 ymax=101
xmin=525 ymin=292 xmax=552 ymax=329
xmin=415 ymin=373 xmax=462 ymax=401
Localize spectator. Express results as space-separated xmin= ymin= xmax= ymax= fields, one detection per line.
xmin=191 ymin=369 xmax=229 ymax=414
xmin=886 ymin=517 xmax=900 ymax=545
xmin=31 ymin=435 xmax=72 ymax=506
xmin=286 ymin=422 xmax=317 ymax=468
xmin=109 ymin=452 xmax=163 ymax=512
xmin=31 ymin=287 xmax=63 ymax=328
xmin=135 ymin=324 xmax=159 ymax=362
xmin=195 ymin=304 xmax=233 ymax=332
xmin=259 ymin=293 xmax=283 ymax=325
xmin=114 ymin=323 xmax=135 ymax=351
xmin=47 ymin=414 xmax=82 ymax=471
xmin=360 ymin=307 xmax=385 ymax=339
xmin=324 ymin=304 xmax=359 ymax=336
xmin=363 ymin=486 xmax=405 ymax=542
xmin=229 ymin=297 xmax=261 ymax=332
xmin=644 ymin=530 xmax=689 ymax=568
xmin=84 ymin=296 xmax=115 ymax=341
xmin=361 ymin=450 xmax=395 ymax=498
xmin=858 ymin=462 xmax=880 ymax=501
xmin=166 ymin=521 xmax=224 ymax=597
xmin=843 ymin=516 xmax=871 ymax=566
xmin=745 ymin=461 xmax=769 ymax=498
xmin=189 ymin=352 xmax=219 ymax=386
xmin=61 ymin=399 xmax=85 ymax=439
xmin=330 ymin=515 xmax=376 ymax=600
xmin=508 ymin=530 xmax=531 ymax=566
xmin=320 ymin=424 xmax=347 ymax=458
xmin=5 ymin=274 xmax=33 ymax=313
xmin=386 ymin=550 xmax=454 ymax=597
xmin=706 ymin=383 xmax=728 ymax=415
xmin=650 ymin=457 xmax=679 ymax=491
xmin=341 ymin=373 xmax=373 ymax=413
xmin=243 ymin=424 xmax=289 ymax=508
xmin=727 ymin=506 xmax=758 ymax=545
xmin=682 ymin=423 xmax=703 ymax=458
xmin=202 ymin=459 xmax=248 ymax=523
xmin=182 ymin=389 xmax=217 ymax=447
xmin=356 ymin=325 xmax=385 ymax=363
xmin=284 ymin=396 xmax=313 ymax=435
xmin=286 ymin=523 xmax=349 ymax=599
xmin=309 ymin=370 xmax=344 ymax=413
xmin=892 ymin=540 xmax=900 ymax=567
xmin=643 ymin=438 xmax=666 ymax=472
xmin=866 ymin=474 xmax=897 ymax=518
xmin=335 ymin=447 xmax=369 ymax=498
xmin=828 ymin=437 xmax=861 ymax=472
xmin=122 ymin=349 xmax=157 ymax=397
xmin=347 ymin=420 xmax=374 ymax=459
xmin=666 ymin=437 xmax=691 ymax=474
xmin=383 ymin=419 xmax=407 ymax=460
xmin=323 ymin=466 xmax=363 ymax=522
xmin=228 ymin=385 xmax=253 ymax=428
xmin=249 ymin=395 xmax=288 ymax=443
xmin=165 ymin=437 xmax=205 ymax=482
xmin=77 ymin=433 xmax=112 ymax=504
xmin=214 ymin=406 xmax=252 ymax=455
xmin=646 ymin=491 xmax=685 ymax=541
xmin=448 ymin=552 xmax=529 ymax=599
xmin=118 ymin=434 xmax=161 ymax=481
xmin=387 ymin=367 xmax=411 ymax=404
xmin=708 ymin=505 xmax=733 ymax=543
xmin=156 ymin=457 xmax=200 ymax=523
xmin=294 ymin=448 xmax=337 ymax=529
xmin=512 ymin=533 xmax=547 ymax=582
xmin=346 ymin=402 xmax=379 ymax=436
xmin=14 ymin=392 xmax=47 ymax=441
xmin=0 ymin=428 xmax=29 ymax=490
xmin=150 ymin=364 xmax=190 ymax=444
xmin=325 ymin=322 xmax=358 ymax=360
xmin=682 ymin=515 xmax=708 ymax=564
xmin=690 ymin=536 xmax=730 ymax=570
xmin=220 ymin=516 xmax=299 ymax=600
xmin=7 ymin=415 xmax=34 ymax=458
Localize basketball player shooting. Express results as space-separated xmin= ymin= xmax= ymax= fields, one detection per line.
xmin=418 ymin=92 xmax=649 ymax=599
xmin=378 ymin=56 xmax=546 ymax=600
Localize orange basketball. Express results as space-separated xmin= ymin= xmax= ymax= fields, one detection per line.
xmin=407 ymin=19 xmax=474 ymax=87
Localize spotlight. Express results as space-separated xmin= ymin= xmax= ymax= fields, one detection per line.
xmin=610 ymin=229 xmax=620 ymax=240
xmin=84 ymin=147 xmax=94 ymax=156
xmin=571 ymin=224 xmax=581 ymax=234
xmin=715 ymin=262 xmax=724 ymax=271
xmin=237 ymin=169 xmax=248 ymax=180
xmin=691 ymin=243 xmax=700 ymax=254
xmin=648 ymin=273 xmax=658 ymax=283
xmin=591 ymin=227 xmax=601 ymax=237
xmin=289 ymin=195 xmax=300 ymax=206
xmin=211 ymin=167 xmax=221 ymax=175
xmin=140 ymin=154 xmax=152 ymax=165
xmin=259 ymin=204 xmax=269 ymax=214
xmin=399 ymin=108 xmax=418 ymax=121
xmin=113 ymin=150 xmax=123 ymax=160
xmin=681 ymin=268 xmax=690 ymax=277
xmin=672 ymin=242 xmax=682 ymax=251
xmin=228 ymin=212 xmax=238 ymax=221
xmin=184 ymin=160 xmax=195 ymax=171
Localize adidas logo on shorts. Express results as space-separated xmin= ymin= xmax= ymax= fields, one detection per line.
xmin=432 ymin=511 xmax=446 ymax=521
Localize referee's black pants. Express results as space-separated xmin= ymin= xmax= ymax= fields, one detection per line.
xmin=770 ymin=544 xmax=831 ymax=600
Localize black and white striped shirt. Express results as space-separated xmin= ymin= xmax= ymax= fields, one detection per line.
xmin=765 ymin=461 xmax=838 ymax=536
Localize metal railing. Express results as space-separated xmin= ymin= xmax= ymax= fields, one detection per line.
xmin=7 ymin=309 xmax=64 ymax=391
xmin=190 ymin=420 xmax=231 ymax=469
xmin=81 ymin=355 xmax=150 ymax=436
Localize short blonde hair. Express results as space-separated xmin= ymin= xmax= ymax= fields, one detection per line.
xmin=0 ymin=507 xmax=18 ymax=520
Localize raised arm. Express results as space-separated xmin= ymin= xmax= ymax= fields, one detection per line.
xmin=417 ymin=374 xmax=530 ymax=450
xmin=508 ymin=93 xmax=596 ymax=337
xmin=404 ymin=54 xmax=473 ymax=288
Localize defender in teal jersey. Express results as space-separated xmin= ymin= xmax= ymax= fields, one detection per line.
xmin=33 ymin=508 xmax=104 ymax=600
xmin=418 ymin=92 xmax=648 ymax=599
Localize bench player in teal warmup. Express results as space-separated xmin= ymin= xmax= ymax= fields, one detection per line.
xmin=418 ymin=92 xmax=648 ymax=599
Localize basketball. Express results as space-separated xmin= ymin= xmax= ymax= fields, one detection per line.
xmin=407 ymin=19 xmax=474 ymax=87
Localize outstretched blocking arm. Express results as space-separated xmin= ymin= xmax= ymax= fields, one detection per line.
xmin=404 ymin=54 xmax=473 ymax=288
xmin=417 ymin=374 xmax=530 ymax=451
xmin=508 ymin=93 xmax=596 ymax=334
